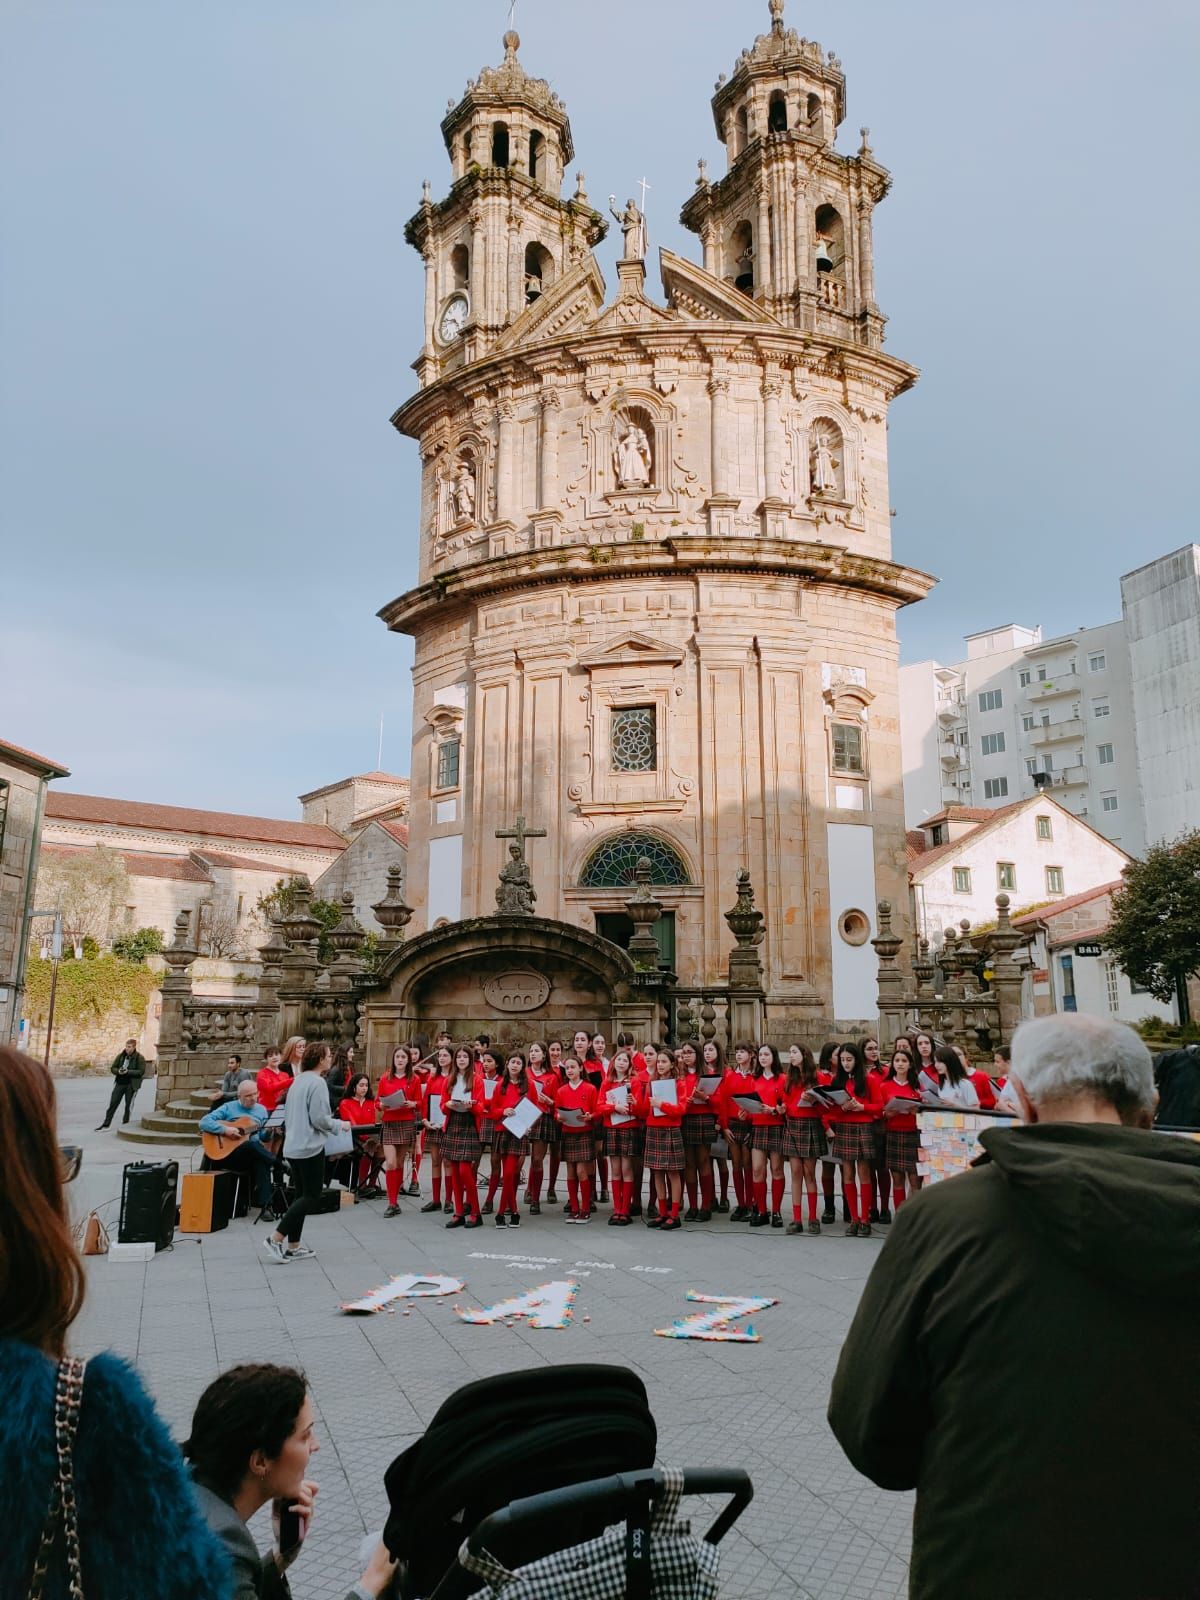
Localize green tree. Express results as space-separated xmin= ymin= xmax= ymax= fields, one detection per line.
xmin=1106 ymin=831 xmax=1200 ymax=1022
xmin=34 ymin=846 xmax=129 ymax=948
xmin=111 ymin=926 xmax=166 ymax=963
xmin=256 ymin=877 xmax=343 ymax=963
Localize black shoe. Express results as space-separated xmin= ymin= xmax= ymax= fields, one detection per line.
xmin=383 ymin=1204 xmax=401 ymax=1219
xmin=749 ymin=1212 xmax=770 ymax=1228
xmin=529 ymin=1201 xmax=541 ymax=1215
xmin=786 ymin=1221 xmax=805 ymax=1235
xmin=697 ymin=1208 xmax=712 ymax=1223
xmin=684 ymin=1206 xmax=698 ymax=1221
xmin=822 ymin=1208 xmax=836 ymax=1225
xmin=546 ymin=1190 xmax=558 ymax=1203
xmin=844 ymin=1221 xmax=859 ymax=1237
xmin=94 ymin=1123 xmax=110 ymax=1132
xmin=121 ymin=1116 xmax=131 ymax=1125
xmin=717 ymin=1197 xmax=730 ymax=1212
xmin=443 ymin=1201 xmax=454 ymax=1215
xmin=869 ymin=1207 xmax=880 ymax=1223
xmin=771 ymin=1212 xmax=783 ymax=1229
xmin=420 ymin=1200 xmax=440 ymax=1214
xmin=877 ymin=1209 xmax=892 ymax=1225
xmin=842 ymin=1205 xmax=852 ymax=1223
xmin=607 ymin=1213 xmax=622 ymax=1226
xmin=646 ymin=1214 xmax=665 ymax=1228
xmin=464 ymin=1215 xmax=482 ymax=1228
xmin=598 ymin=1189 xmax=610 ymax=1203
xmin=446 ymin=1216 xmax=465 ymax=1229
xmin=495 ymin=1213 xmax=507 ymax=1226
xmin=661 ymin=1216 xmax=681 ymax=1231
xmin=629 ymin=1202 xmax=643 ymax=1217
xmin=729 ymin=1205 xmax=748 ymax=1222
xmin=482 ymin=1200 xmax=494 ymax=1215
xmin=509 ymin=1212 xmax=521 ymax=1227
xmin=859 ymin=1221 xmax=873 ymax=1237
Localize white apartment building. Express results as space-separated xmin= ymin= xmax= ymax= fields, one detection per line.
xmin=900 ymin=548 xmax=1200 ymax=855
xmin=1121 ymin=545 xmax=1200 ymax=846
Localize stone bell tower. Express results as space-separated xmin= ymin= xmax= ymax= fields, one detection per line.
xmin=380 ymin=6 xmax=934 ymax=1039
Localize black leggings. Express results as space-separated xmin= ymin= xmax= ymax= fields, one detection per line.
xmin=278 ymin=1153 xmax=324 ymax=1244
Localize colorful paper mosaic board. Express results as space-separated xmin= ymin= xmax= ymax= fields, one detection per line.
xmin=916 ymin=1110 xmax=1017 ymax=1184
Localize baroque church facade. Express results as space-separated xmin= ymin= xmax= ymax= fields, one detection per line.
xmin=380 ymin=2 xmax=933 ymax=1036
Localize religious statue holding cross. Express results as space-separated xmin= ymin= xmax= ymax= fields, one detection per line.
xmin=495 ymin=815 xmax=546 ymax=916
xmin=608 ymin=178 xmax=650 ymax=261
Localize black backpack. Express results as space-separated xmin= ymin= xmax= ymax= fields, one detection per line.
xmin=384 ymin=1363 xmax=657 ymax=1597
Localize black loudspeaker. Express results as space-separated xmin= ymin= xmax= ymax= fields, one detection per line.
xmin=312 ymin=1188 xmax=345 ymax=1215
xmin=119 ymin=1160 xmax=179 ymax=1250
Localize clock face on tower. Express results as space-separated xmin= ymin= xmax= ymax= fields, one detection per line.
xmin=438 ymin=293 xmax=469 ymax=344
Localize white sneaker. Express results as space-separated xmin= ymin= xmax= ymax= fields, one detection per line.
xmin=286 ymin=1245 xmax=315 ymax=1260
xmin=263 ymin=1236 xmax=289 ymax=1264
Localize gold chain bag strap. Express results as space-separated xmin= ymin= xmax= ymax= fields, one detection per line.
xmin=28 ymin=1356 xmax=88 ymax=1600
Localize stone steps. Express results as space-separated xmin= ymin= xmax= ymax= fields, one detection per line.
xmin=116 ymin=1120 xmax=200 ymax=1147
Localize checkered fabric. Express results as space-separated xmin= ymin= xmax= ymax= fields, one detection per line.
xmin=750 ymin=1121 xmax=788 ymax=1157
xmin=604 ymin=1125 xmax=639 ymax=1158
xmin=441 ymin=1114 xmax=483 ymax=1163
xmin=831 ymin=1121 xmax=877 ymax=1163
xmin=423 ymin=1128 xmax=443 ymax=1151
xmin=528 ymin=1112 xmax=559 ymax=1145
xmin=886 ymin=1125 xmax=921 ymax=1174
xmin=785 ymin=1119 xmax=827 ymax=1161
xmin=380 ymin=1123 xmax=414 ymax=1148
xmin=724 ymin=1122 xmax=752 ymax=1148
xmin=495 ymin=1129 xmax=529 ymax=1159
xmin=643 ymin=1125 xmax=685 ymax=1172
xmin=558 ymin=1130 xmax=595 ymax=1164
xmin=479 ymin=1121 xmax=495 ymax=1149
xmin=461 ymin=1468 xmax=719 ymax=1600
xmin=681 ymin=1111 xmax=717 ymax=1148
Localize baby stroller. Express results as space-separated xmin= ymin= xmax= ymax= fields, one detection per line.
xmin=383 ymin=1364 xmax=752 ymax=1599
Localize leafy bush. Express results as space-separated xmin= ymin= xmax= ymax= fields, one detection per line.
xmin=24 ymin=953 xmax=160 ymax=1025
xmin=111 ymin=926 xmax=166 ymax=963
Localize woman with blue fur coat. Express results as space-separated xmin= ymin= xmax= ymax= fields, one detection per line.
xmin=0 ymin=1045 xmax=230 ymax=1600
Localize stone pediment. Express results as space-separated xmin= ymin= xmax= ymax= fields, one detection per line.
xmin=491 ymin=256 xmax=607 ymax=353
xmin=659 ymin=248 xmax=784 ymax=327
xmin=578 ymin=631 xmax=685 ymax=670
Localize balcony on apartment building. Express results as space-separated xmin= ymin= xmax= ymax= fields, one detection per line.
xmin=1026 ymin=674 xmax=1079 ymax=703
xmin=1031 ymin=716 xmax=1085 ymax=746
xmin=1053 ymin=763 xmax=1089 ymax=788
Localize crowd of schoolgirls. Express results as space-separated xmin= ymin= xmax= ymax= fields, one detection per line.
xmin=333 ymin=1028 xmax=1017 ymax=1237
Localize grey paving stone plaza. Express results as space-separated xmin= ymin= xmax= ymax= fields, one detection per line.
xmin=63 ymin=1076 xmax=912 ymax=1600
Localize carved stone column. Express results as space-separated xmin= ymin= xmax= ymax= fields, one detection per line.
xmin=758 ymin=368 xmax=787 ymax=537
xmin=701 ymin=220 xmax=718 ymax=277
xmin=536 ymin=388 xmax=560 ymax=512
xmin=724 ymin=870 xmax=766 ymax=1043
xmin=421 ymin=243 xmax=437 ymax=354
xmin=469 ymin=207 xmax=485 ymax=328
xmin=987 ymin=894 xmax=1028 ymax=1047
xmin=705 ymin=369 xmax=739 ymax=536
xmin=756 ymin=185 xmax=771 ymax=297
xmin=156 ymin=910 xmax=197 ymax=1109
xmin=492 ymin=399 xmax=518 ymax=550
xmin=871 ymin=899 xmax=906 ymax=1042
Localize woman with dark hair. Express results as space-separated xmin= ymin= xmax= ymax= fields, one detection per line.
xmin=555 ymin=1056 xmax=600 ymax=1223
xmin=700 ymin=1039 xmax=732 ymax=1211
xmin=720 ymin=1043 xmax=757 ymax=1220
xmin=442 ymin=1048 xmax=484 ymax=1228
xmin=339 ymin=1073 xmax=382 ymax=1196
xmin=0 ymin=1047 xmax=228 ymax=1600
xmin=475 ymin=1047 xmax=505 ymax=1214
xmin=185 ymin=1363 xmax=395 ymax=1600
xmin=830 ymin=1042 xmax=882 ymax=1237
xmin=263 ymin=1041 xmax=346 ymax=1265
xmin=862 ymin=1036 xmax=890 ymax=1224
xmin=601 ymin=1048 xmax=638 ymax=1225
xmin=744 ymin=1043 xmax=787 ymax=1228
xmin=586 ymin=1033 xmax=611 ymax=1206
xmin=419 ymin=1045 xmax=452 ymax=1215
xmin=525 ymin=1040 xmax=559 ymax=1215
xmin=492 ymin=1052 xmax=531 ymax=1227
xmin=376 ymin=1047 xmax=421 ymax=1218
xmin=932 ymin=1046 xmax=981 ymax=1109
xmin=633 ymin=1048 xmax=688 ymax=1231
xmin=327 ymin=1045 xmax=354 ymax=1112
xmin=679 ymin=1039 xmax=718 ymax=1222
xmin=816 ymin=1040 xmax=844 ymax=1223
xmin=881 ymin=1043 xmax=923 ymax=1211
xmin=544 ymin=1037 xmax=566 ymax=1202
xmin=783 ymin=1044 xmax=826 ymax=1234
xmin=911 ymin=1030 xmax=939 ymax=1088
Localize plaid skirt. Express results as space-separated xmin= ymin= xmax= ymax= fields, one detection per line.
xmin=725 ymin=1121 xmax=753 ymax=1148
xmin=886 ymin=1125 xmax=921 ymax=1174
xmin=478 ymin=1120 xmax=495 ymax=1150
xmin=644 ymin=1124 xmax=685 ymax=1172
xmin=604 ymin=1124 xmax=639 ymax=1159
xmin=441 ymin=1115 xmax=483 ymax=1164
xmin=528 ymin=1112 xmax=559 ymax=1146
xmin=494 ymin=1129 xmax=529 ymax=1160
xmin=380 ymin=1122 xmax=414 ymax=1149
xmin=682 ymin=1111 xmax=717 ymax=1148
xmin=831 ymin=1121 xmax=878 ymax=1163
xmin=558 ymin=1129 xmax=595 ymax=1164
xmin=751 ymin=1120 xmax=788 ymax=1157
xmin=786 ymin=1119 xmax=827 ymax=1161
xmin=423 ymin=1127 xmax=443 ymax=1153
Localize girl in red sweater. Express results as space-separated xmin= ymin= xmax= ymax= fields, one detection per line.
xmin=783 ymin=1044 xmax=827 ymax=1234
xmin=492 ymin=1052 xmax=532 ymax=1227
xmin=630 ymin=1043 xmax=655 ymax=1216
xmin=554 ymin=1057 xmax=598 ymax=1223
xmin=403 ymin=1044 xmax=427 ymax=1193
xmin=816 ymin=1041 xmax=843 ymax=1223
xmin=863 ymin=1035 xmax=890 ymax=1223
xmin=441 ymin=1049 xmax=483 ymax=1229
xmin=418 ymin=1046 xmax=453 ymax=1215
xmin=377 ymin=1048 xmax=422 ymax=1218
xmin=701 ymin=1039 xmax=731 ymax=1212
xmin=830 ymin=1042 xmax=881 ymax=1237
xmin=720 ymin=1044 xmax=756 ymax=1220
xmin=635 ymin=1047 xmax=690 ymax=1231
xmin=601 ymin=1049 xmax=638 ymax=1225
xmin=473 ymin=1048 xmax=505 ymax=1214
xmin=340 ymin=1072 xmax=381 ymax=1195
xmin=679 ymin=1040 xmax=718 ymax=1222
xmin=525 ymin=1040 xmax=560 ymax=1215
xmin=953 ymin=1043 xmax=997 ymax=1109
xmin=543 ymin=1038 xmax=566 ymax=1201
xmin=740 ymin=1044 xmax=787 ymax=1228
xmin=882 ymin=1043 xmax=924 ymax=1211
xmin=911 ymin=1030 xmax=939 ymax=1089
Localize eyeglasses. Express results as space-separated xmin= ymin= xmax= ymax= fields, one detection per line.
xmin=59 ymin=1145 xmax=83 ymax=1184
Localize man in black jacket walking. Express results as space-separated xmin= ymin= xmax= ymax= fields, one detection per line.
xmin=96 ymin=1037 xmax=148 ymax=1128
xmin=829 ymin=1013 xmax=1200 ymax=1600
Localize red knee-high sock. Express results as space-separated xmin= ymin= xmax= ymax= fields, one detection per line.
xmin=567 ymin=1177 xmax=580 ymax=1215
xmin=771 ymin=1176 xmax=785 ymax=1215
xmin=433 ymin=1169 xmax=443 ymax=1204
xmin=860 ymin=1183 xmax=874 ymax=1223
xmin=446 ymin=1164 xmax=462 ymax=1216
xmin=358 ymin=1155 xmax=372 ymax=1188
xmin=753 ymin=1179 xmax=768 ymax=1216
xmin=459 ymin=1162 xmax=479 ymax=1219
xmin=669 ymin=1188 xmax=681 ymax=1221
xmin=893 ymin=1184 xmax=906 ymax=1211
xmin=485 ymin=1163 xmax=502 ymax=1206
xmin=792 ymin=1203 xmax=802 ymax=1222
xmin=701 ymin=1173 xmax=715 ymax=1211
xmin=548 ymin=1152 xmax=560 ymax=1191
xmin=580 ymin=1178 xmax=592 ymax=1215
xmin=385 ymin=1168 xmax=401 ymax=1206
xmin=807 ymin=1189 xmax=819 ymax=1222
xmin=685 ymin=1174 xmax=698 ymax=1209
xmin=822 ymin=1165 xmax=836 ymax=1202
xmin=529 ymin=1161 xmax=544 ymax=1203
xmin=502 ymin=1155 xmax=520 ymax=1214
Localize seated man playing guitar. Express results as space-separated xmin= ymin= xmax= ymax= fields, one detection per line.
xmin=198 ymin=1080 xmax=281 ymax=1211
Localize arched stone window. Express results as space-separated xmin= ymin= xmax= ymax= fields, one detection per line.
xmin=524 ymin=241 xmax=554 ymax=304
xmin=806 ymin=93 xmax=821 ymax=128
xmin=734 ymin=104 xmax=750 ymax=157
xmin=579 ymin=833 xmax=690 ymax=888
xmin=768 ymin=91 xmax=788 ymax=133
xmin=450 ymin=243 xmax=469 ymax=291
xmin=528 ymin=129 xmax=545 ymax=184
xmin=731 ymin=219 xmax=754 ymax=294
xmin=814 ymin=203 xmax=844 ymax=275
xmin=491 ymin=122 xmax=510 ymax=167
xmin=809 ymin=417 xmax=845 ymax=500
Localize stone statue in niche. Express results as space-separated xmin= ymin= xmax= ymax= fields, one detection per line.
xmin=496 ymin=842 xmax=536 ymax=915
xmin=608 ymin=196 xmax=647 ymax=261
xmin=810 ymin=421 xmax=842 ymax=496
xmin=613 ymin=415 xmax=653 ymax=488
xmin=451 ymin=458 xmax=476 ymax=523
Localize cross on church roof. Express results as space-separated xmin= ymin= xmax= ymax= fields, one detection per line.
xmin=495 ymin=814 xmax=546 ymax=858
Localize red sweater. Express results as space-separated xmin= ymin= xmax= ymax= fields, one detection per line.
xmin=528 ymin=1067 xmax=561 ymax=1119
xmin=682 ymin=1069 xmax=722 ymax=1118
xmin=599 ymin=1073 xmax=638 ymax=1128
xmin=868 ymin=1067 xmax=890 ymax=1121
xmin=968 ymin=1069 xmax=997 ymax=1110
xmin=555 ymin=1079 xmax=598 ymax=1129
xmin=633 ymin=1075 xmax=690 ymax=1128
xmin=491 ymin=1079 xmax=530 ymax=1125
xmin=256 ymin=1066 xmax=292 ymax=1113
xmin=832 ymin=1075 xmax=882 ymax=1124
xmin=741 ymin=1073 xmax=785 ymax=1126
xmin=474 ymin=1069 xmax=505 ymax=1126
xmin=783 ymin=1079 xmax=827 ymax=1122
xmin=339 ymin=1095 xmax=379 ymax=1127
xmin=377 ymin=1072 xmax=422 ymax=1124
xmin=881 ymin=1076 xmax=922 ymax=1132
xmin=444 ymin=1073 xmax=483 ymax=1124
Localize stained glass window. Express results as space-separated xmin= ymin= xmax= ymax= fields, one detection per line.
xmin=579 ymin=833 xmax=689 ymax=888
xmin=611 ymin=706 xmax=656 ymax=772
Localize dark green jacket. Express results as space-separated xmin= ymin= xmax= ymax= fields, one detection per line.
xmin=110 ymin=1049 xmax=147 ymax=1079
xmin=829 ymin=1123 xmax=1200 ymax=1600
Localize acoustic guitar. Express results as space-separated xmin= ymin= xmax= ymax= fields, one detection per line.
xmin=201 ymin=1116 xmax=266 ymax=1163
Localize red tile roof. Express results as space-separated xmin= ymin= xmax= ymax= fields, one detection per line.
xmin=378 ymin=820 xmax=410 ymax=847
xmin=297 ymin=771 xmax=409 ymax=803
xmin=0 ymin=738 xmax=70 ymax=779
xmin=1047 ymin=923 xmax=1110 ymax=948
xmin=905 ymin=829 xmax=928 ymax=862
xmin=191 ymin=850 xmax=297 ymax=875
xmin=909 ymin=800 xmax=1029 ymax=877
xmin=1012 ymin=880 xmax=1125 ymax=926
xmin=45 ymin=791 xmax=346 ymax=850
xmin=920 ymin=804 xmax=1002 ymax=826
xmin=40 ymin=844 xmax=212 ymax=883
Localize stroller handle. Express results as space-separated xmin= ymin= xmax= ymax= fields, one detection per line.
xmin=454 ymin=1467 xmax=753 ymax=1572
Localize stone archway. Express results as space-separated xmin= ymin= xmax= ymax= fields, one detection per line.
xmin=360 ymin=914 xmax=660 ymax=1066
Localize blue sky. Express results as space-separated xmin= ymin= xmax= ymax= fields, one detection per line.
xmin=3 ymin=0 xmax=1196 ymax=816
